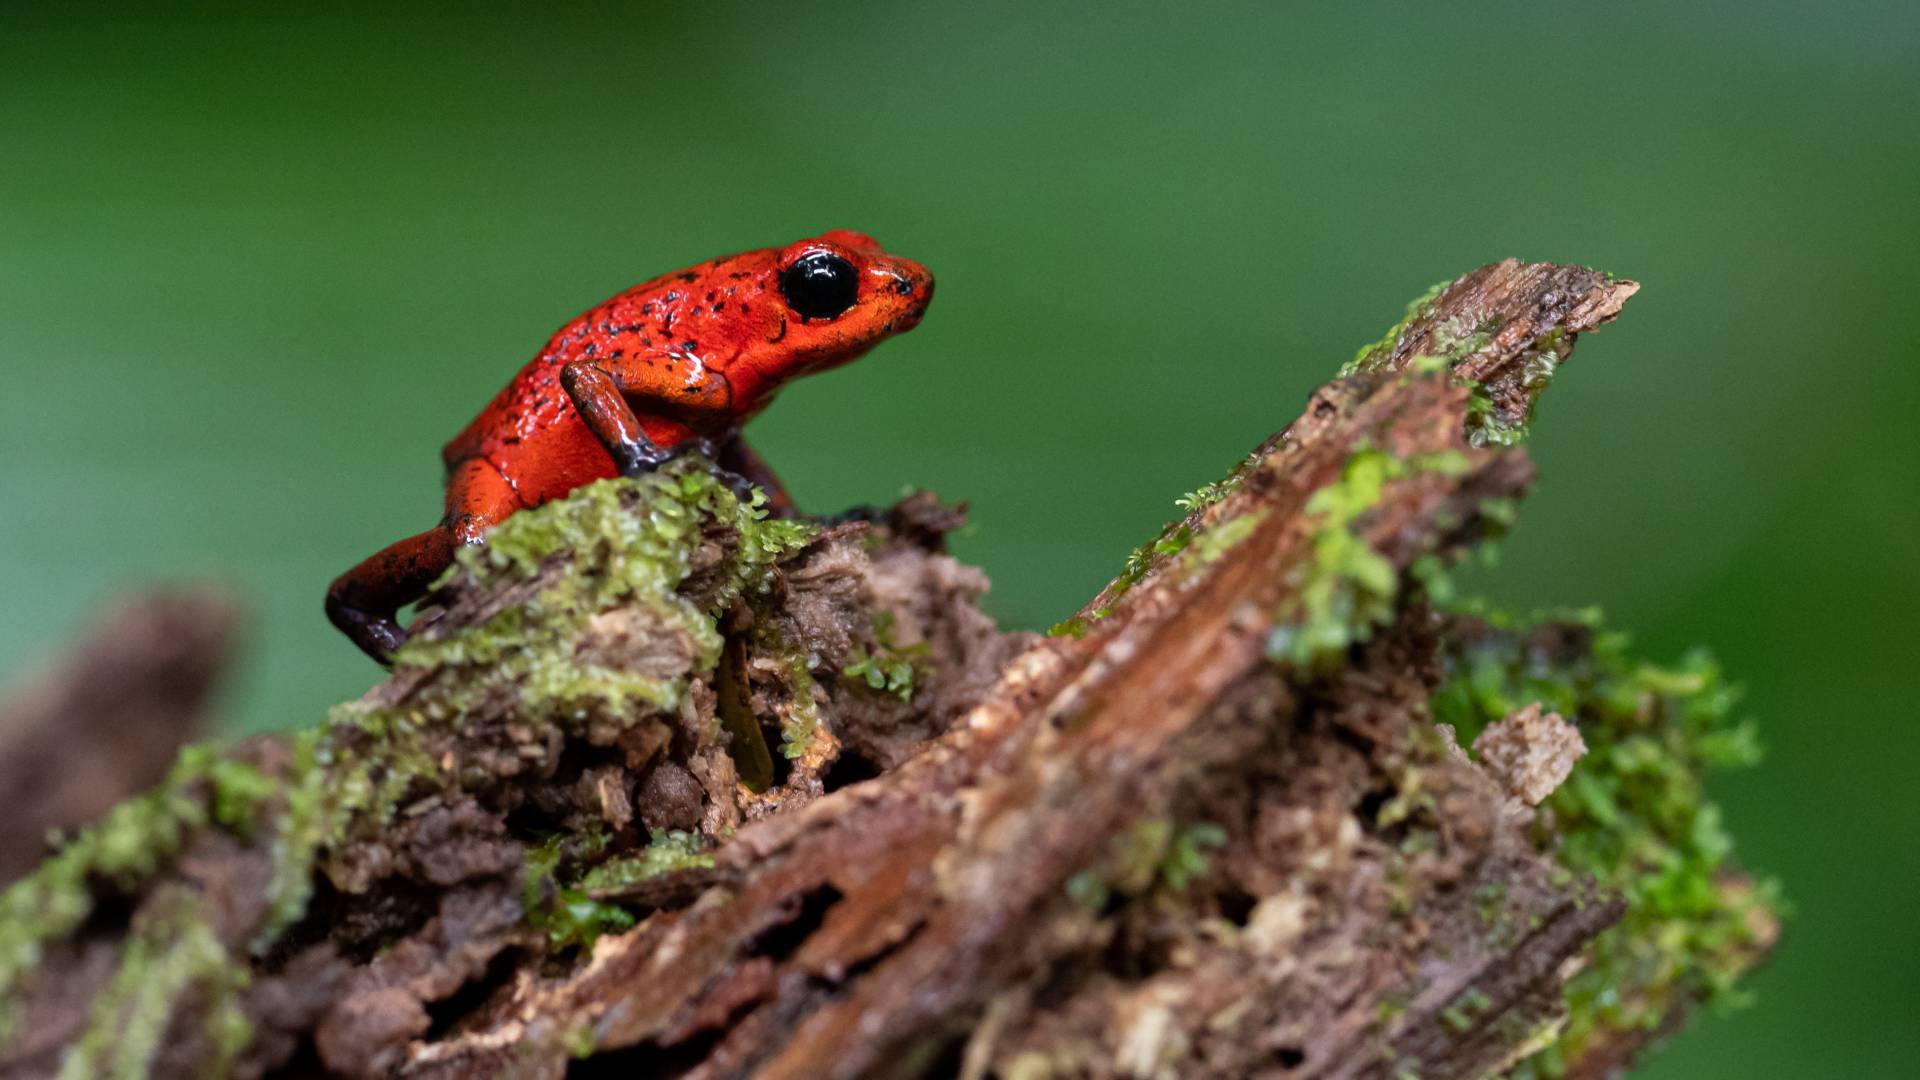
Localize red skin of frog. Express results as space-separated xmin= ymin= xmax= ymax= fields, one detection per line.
xmin=326 ymin=230 xmax=933 ymax=663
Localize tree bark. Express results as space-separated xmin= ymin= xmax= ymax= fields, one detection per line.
xmin=0 ymin=262 xmax=1776 ymax=1080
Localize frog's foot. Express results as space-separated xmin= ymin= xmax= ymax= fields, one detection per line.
xmin=611 ymin=442 xmax=675 ymax=479
xmin=325 ymin=596 xmax=410 ymax=664
xmin=328 ymin=515 xmax=466 ymax=661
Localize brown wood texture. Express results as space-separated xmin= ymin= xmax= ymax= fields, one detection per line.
xmin=3 ymin=262 xmax=1746 ymax=1080
xmin=405 ymin=261 xmax=1642 ymax=1079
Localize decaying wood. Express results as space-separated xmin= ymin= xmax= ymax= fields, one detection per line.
xmin=1 ymin=261 xmax=1773 ymax=1080
xmin=396 ymin=262 xmax=1638 ymax=1080
xmin=0 ymin=588 xmax=238 ymax=884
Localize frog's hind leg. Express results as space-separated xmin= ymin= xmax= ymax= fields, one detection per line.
xmin=326 ymin=458 xmax=522 ymax=663
xmin=326 ymin=527 xmax=452 ymax=662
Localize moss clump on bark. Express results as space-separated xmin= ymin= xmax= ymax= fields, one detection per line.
xmin=1266 ymin=446 xmax=1471 ymax=670
xmin=0 ymin=460 xmax=811 ymax=1062
xmin=1430 ymin=607 xmax=1781 ymax=1075
xmin=394 ymin=462 xmax=816 ymax=714
xmin=577 ymin=829 xmax=714 ymax=893
xmin=55 ymin=890 xmax=251 ymax=1080
xmin=0 ymin=748 xmax=276 ymax=1042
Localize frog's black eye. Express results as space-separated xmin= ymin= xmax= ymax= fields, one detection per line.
xmin=778 ymin=251 xmax=858 ymax=321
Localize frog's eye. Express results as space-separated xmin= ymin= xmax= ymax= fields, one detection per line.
xmin=778 ymin=251 xmax=859 ymax=321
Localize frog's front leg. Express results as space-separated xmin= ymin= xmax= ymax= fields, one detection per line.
xmin=560 ymin=360 xmax=768 ymax=498
xmin=559 ymin=362 xmax=676 ymax=477
xmin=326 ymin=457 xmax=522 ymax=663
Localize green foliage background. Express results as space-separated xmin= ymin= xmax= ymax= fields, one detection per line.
xmin=1 ymin=3 xmax=1913 ymax=1074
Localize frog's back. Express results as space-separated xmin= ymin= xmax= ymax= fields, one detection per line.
xmin=437 ymin=290 xmax=678 ymax=508
xmin=439 ymin=352 xmax=569 ymax=471
xmin=440 ymin=271 xmax=685 ymax=472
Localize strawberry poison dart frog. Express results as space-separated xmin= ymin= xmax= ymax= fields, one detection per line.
xmin=326 ymin=230 xmax=934 ymax=662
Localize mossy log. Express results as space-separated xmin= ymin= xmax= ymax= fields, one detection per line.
xmin=0 ymin=261 xmax=1777 ymax=1079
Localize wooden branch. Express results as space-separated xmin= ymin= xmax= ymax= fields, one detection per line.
xmin=0 ymin=261 xmax=1776 ymax=1080
xmin=396 ymin=261 xmax=1636 ymax=1080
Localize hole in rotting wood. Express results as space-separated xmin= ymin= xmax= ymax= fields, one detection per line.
xmin=821 ymin=750 xmax=883 ymax=792
xmin=1217 ymin=885 xmax=1258 ymax=927
xmin=272 ymin=874 xmax=437 ymax=967
xmin=1354 ymin=787 xmax=1390 ymax=828
xmin=918 ymin=1032 xmax=970 ymax=1077
xmin=272 ymin=1037 xmax=331 ymax=1078
xmin=764 ymin=718 xmax=796 ymax=790
xmin=498 ymin=741 xmax=628 ymax=832
xmin=1275 ymin=1045 xmax=1307 ymax=1069
xmin=569 ymin=1028 xmax=722 ymax=1079
xmin=745 ymin=883 xmax=845 ymax=963
xmin=423 ymin=945 xmax=523 ymax=1041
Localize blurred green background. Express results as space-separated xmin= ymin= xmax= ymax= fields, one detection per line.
xmin=2 ymin=1 xmax=1914 ymax=1074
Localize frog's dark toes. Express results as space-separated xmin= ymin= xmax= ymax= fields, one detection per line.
xmin=703 ymin=461 xmax=761 ymax=503
xmin=325 ymin=593 xmax=409 ymax=666
xmin=614 ymin=447 xmax=674 ymax=479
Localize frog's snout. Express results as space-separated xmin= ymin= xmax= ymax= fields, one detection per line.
xmin=878 ymin=257 xmax=934 ymax=331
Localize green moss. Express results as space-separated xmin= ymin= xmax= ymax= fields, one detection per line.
xmin=1116 ymin=526 xmax=1194 ymax=597
xmin=0 ymin=748 xmax=276 ymax=1042
xmin=1439 ymin=986 xmax=1494 ymax=1034
xmin=196 ymin=754 xmax=278 ymax=834
xmin=1408 ymin=552 xmax=1456 ymax=607
xmin=333 ymin=460 xmax=807 ymax=858
xmin=1342 ymin=278 xmax=1454 ymax=376
xmin=842 ymin=612 xmax=928 ymax=702
xmin=57 ymin=890 xmax=250 ymax=1080
xmin=1265 ymin=450 xmax=1400 ymax=669
xmin=1057 ymin=451 xmax=1278 ymax=638
xmin=397 ymin=463 xmax=814 ymax=721
xmin=564 ymin=1020 xmax=598 ymax=1059
xmin=253 ymin=729 xmax=325 ymax=954
xmin=1476 ymin=882 xmax=1510 ymax=928
xmin=1158 ymin=823 xmax=1228 ymax=892
xmin=1461 ymin=328 xmax=1570 ymax=449
xmin=842 ymin=649 xmax=914 ymax=700
xmin=1267 ymin=447 xmax=1477 ymax=671
xmin=1429 ymin=607 xmax=1779 ymax=1073
xmin=522 ymin=837 xmax=635 ymax=951
xmin=1115 ymin=819 xmax=1174 ymax=890
xmin=1174 ymin=478 xmax=1236 ymax=513
xmin=1085 ymin=819 xmax=1229 ymax=900
xmin=578 ymin=829 xmax=716 ymax=891
xmin=1463 ymin=387 xmax=1526 ymax=448
xmin=1429 ymin=312 xmax=1498 ymax=364
xmin=1183 ymin=509 xmax=1264 ymax=567
xmin=1336 ymin=273 xmax=1562 ymax=449
xmin=780 ymin=653 xmax=823 ymax=760
xmin=1046 ymin=615 xmax=1091 ymax=639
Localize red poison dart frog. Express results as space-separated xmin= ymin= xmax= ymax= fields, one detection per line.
xmin=326 ymin=231 xmax=934 ymax=662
